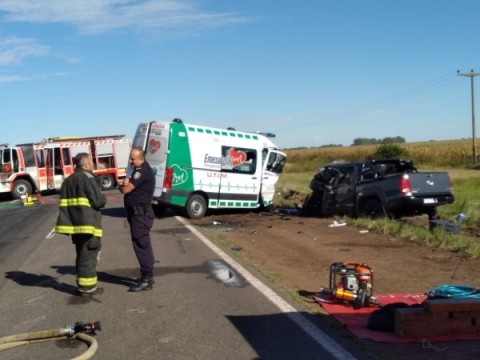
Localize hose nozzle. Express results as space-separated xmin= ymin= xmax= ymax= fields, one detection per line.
xmin=73 ymin=321 xmax=101 ymax=335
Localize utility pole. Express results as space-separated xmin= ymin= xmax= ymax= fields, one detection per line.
xmin=458 ymin=70 xmax=480 ymax=164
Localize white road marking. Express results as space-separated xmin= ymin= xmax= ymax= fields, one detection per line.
xmin=46 ymin=227 xmax=56 ymax=239
xmin=176 ymin=216 xmax=359 ymax=360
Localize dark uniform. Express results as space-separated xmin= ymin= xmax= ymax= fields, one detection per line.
xmin=55 ymin=167 xmax=106 ymax=294
xmin=124 ymin=161 xmax=156 ymax=281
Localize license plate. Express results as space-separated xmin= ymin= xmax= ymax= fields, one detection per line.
xmin=423 ymin=198 xmax=436 ymax=204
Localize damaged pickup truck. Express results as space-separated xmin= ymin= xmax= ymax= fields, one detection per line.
xmin=302 ymin=159 xmax=454 ymax=219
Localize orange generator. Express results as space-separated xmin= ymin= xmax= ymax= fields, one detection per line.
xmin=327 ymin=261 xmax=376 ymax=309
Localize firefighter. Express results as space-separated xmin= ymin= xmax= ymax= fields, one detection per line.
xmin=55 ymin=152 xmax=107 ymax=296
xmin=119 ymin=147 xmax=156 ymax=292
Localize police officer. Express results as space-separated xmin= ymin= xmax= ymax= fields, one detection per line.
xmin=119 ymin=147 xmax=156 ymax=292
xmin=55 ymin=153 xmax=106 ymax=296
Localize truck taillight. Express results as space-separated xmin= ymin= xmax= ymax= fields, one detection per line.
xmin=163 ymin=166 xmax=173 ymax=189
xmin=399 ymin=175 xmax=412 ymax=196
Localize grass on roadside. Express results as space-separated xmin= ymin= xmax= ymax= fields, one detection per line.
xmin=351 ymin=217 xmax=480 ymax=258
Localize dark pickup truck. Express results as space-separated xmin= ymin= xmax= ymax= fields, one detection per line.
xmin=302 ymin=159 xmax=454 ymax=219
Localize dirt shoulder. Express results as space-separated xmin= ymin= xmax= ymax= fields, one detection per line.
xmin=190 ymin=211 xmax=480 ymax=360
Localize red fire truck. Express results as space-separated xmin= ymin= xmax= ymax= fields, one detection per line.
xmin=0 ymin=135 xmax=131 ymax=199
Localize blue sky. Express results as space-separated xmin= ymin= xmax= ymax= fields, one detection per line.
xmin=1 ymin=1 xmax=480 ymax=149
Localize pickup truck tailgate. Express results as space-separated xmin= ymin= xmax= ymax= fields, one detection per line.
xmin=409 ymin=172 xmax=451 ymax=195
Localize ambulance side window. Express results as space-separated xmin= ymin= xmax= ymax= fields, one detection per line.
xmin=246 ymin=151 xmax=257 ymax=174
xmin=222 ymin=147 xmax=257 ymax=175
xmin=234 ymin=149 xmax=256 ymax=175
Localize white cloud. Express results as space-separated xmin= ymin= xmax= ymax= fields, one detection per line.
xmin=0 ymin=36 xmax=50 ymax=65
xmin=0 ymin=74 xmax=29 ymax=83
xmin=0 ymin=0 xmax=253 ymax=34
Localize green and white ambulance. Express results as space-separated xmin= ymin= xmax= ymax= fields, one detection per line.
xmin=132 ymin=119 xmax=287 ymax=218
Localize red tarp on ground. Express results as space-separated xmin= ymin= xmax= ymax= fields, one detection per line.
xmin=314 ymin=293 xmax=480 ymax=343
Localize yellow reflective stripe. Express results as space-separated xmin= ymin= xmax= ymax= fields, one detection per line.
xmin=55 ymin=225 xmax=103 ymax=237
xmin=77 ymin=276 xmax=97 ymax=287
xmin=59 ymin=197 xmax=91 ymax=207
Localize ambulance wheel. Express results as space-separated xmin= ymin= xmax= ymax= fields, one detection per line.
xmin=186 ymin=194 xmax=207 ymax=219
xmin=13 ymin=179 xmax=33 ymax=199
xmin=100 ymin=174 xmax=114 ymax=190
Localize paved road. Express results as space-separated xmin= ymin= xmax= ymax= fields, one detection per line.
xmin=0 ymin=192 xmax=371 ymax=359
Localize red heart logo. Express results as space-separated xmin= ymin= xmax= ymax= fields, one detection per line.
xmin=228 ymin=148 xmax=247 ymax=167
xmin=149 ymin=139 xmax=161 ymax=154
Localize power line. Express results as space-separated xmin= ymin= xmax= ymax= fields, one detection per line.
xmin=280 ymin=71 xmax=461 ymax=131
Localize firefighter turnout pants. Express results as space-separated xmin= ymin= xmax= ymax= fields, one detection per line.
xmin=72 ymin=234 xmax=101 ymax=292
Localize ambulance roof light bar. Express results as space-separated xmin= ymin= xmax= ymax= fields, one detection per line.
xmin=255 ymin=131 xmax=276 ymax=138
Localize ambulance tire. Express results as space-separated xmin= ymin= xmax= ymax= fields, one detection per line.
xmin=13 ymin=179 xmax=33 ymax=199
xmin=99 ymin=174 xmax=115 ymax=190
xmin=186 ymin=194 xmax=207 ymax=219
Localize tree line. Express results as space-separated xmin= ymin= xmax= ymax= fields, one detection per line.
xmin=352 ymin=136 xmax=406 ymax=146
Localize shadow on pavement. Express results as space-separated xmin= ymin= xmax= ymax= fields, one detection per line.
xmin=5 ymin=271 xmax=77 ymax=295
xmin=4 ymin=266 xmax=137 ymax=296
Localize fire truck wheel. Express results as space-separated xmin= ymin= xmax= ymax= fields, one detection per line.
xmin=99 ymin=175 xmax=114 ymax=190
xmin=13 ymin=179 xmax=33 ymax=199
xmin=185 ymin=194 xmax=207 ymax=219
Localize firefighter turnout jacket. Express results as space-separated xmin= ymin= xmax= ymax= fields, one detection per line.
xmin=55 ymin=168 xmax=106 ymax=237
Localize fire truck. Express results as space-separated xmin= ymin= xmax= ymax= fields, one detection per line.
xmin=0 ymin=135 xmax=131 ymax=199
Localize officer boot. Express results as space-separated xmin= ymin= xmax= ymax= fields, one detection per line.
xmin=134 ymin=273 xmax=155 ymax=285
xmin=129 ymin=273 xmax=153 ymax=292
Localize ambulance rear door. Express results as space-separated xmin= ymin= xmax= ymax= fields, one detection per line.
xmin=134 ymin=122 xmax=170 ymax=198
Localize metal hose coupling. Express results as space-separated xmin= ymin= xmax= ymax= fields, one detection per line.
xmin=61 ymin=321 xmax=102 ymax=337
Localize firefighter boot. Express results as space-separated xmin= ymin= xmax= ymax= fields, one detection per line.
xmin=129 ymin=273 xmax=153 ymax=292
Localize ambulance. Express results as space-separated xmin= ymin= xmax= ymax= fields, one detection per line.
xmin=132 ymin=119 xmax=287 ymax=218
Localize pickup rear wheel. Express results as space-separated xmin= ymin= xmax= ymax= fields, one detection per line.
xmin=359 ymin=198 xmax=386 ymax=218
xmin=185 ymin=194 xmax=207 ymax=219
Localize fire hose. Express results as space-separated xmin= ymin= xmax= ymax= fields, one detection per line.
xmin=0 ymin=321 xmax=101 ymax=360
